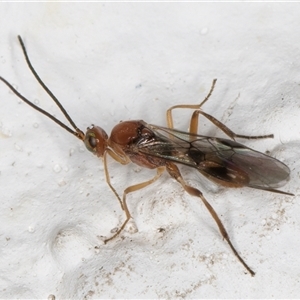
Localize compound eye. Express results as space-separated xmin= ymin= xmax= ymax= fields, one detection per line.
xmin=84 ymin=132 xmax=98 ymax=153
xmin=88 ymin=135 xmax=97 ymax=148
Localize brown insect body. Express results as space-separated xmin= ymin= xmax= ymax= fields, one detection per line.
xmin=0 ymin=36 xmax=294 ymax=277
xmin=90 ymin=120 xmax=290 ymax=192
xmin=110 ymin=120 xmax=168 ymax=169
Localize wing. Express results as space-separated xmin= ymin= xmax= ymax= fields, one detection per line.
xmin=136 ymin=124 xmax=291 ymax=192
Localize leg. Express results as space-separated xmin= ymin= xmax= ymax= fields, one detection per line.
xmin=166 ymin=78 xmax=273 ymax=140
xmin=104 ymin=166 xmax=165 ymax=244
xmin=104 ymin=149 xmax=131 ymax=210
xmin=189 ymin=110 xmax=273 ymax=140
xmin=166 ymin=79 xmax=217 ymax=129
xmin=165 ymin=161 xmax=255 ymax=276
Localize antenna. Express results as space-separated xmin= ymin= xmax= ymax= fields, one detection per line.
xmin=0 ymin=36 xmax=84 ymax=140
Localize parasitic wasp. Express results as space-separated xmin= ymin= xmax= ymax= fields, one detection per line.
xmin=0 ymin=36 xmax=293 ymax=276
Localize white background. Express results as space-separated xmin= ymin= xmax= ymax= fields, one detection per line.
xmin=0 ymin=3 xmax=300 ymax=299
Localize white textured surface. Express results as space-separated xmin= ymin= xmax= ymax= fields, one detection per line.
xmin=0 ymin=3 xmax=299 ymax=299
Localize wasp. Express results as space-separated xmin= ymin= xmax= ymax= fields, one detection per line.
xmin=0 ymin=36 xmax=293 ymax=276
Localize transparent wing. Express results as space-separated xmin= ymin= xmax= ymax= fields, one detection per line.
xmin=136 ymin=124 xmax=290 ymax=191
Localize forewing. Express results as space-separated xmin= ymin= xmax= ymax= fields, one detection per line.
xmin=207 ymin=138 xmax=290 ymax=189
xmin=138 ymin=124 xmax=290 ymax=190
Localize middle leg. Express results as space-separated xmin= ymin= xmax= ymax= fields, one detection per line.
xmin=166 ymin=79 xmax=273 ymax=140
xmin=104 ymin=166 xmax=165 ymax=243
